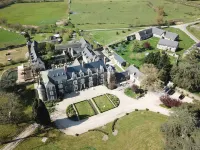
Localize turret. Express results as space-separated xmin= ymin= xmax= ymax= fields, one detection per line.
xmin=37 ymin=82 xmax=46 ymax=101
xmin=107 ymin=66 xmax=115 ymax=84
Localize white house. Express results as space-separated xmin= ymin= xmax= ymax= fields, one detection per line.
xmin=152 ymin=27 xmax=165 ymax=38
xmin=113 ymin=53 xmax=126 ymax=67
xmin=135 ymin=28 xmax=153 ymax=41
xmin=162 ymin=31 xmax=179 ymax=41
xmin=126 ymin=65 xmax=144 ymax=86
xmin=157 ymin=39 xmax=179 ymax=52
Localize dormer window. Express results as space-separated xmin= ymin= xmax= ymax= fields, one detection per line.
xmin=88 ymin=69 xmax=92 ymax=76
xmin=57 ymin=73 xmax=60 ymax=76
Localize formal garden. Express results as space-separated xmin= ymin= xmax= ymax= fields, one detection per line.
xmin=66 ymin=94 xmax=120 ymax=121
xmin=124 ymin=84 xmax=145 ymax=99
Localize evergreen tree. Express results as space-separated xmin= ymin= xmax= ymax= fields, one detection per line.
xmin=32 ymin=99 xmax=51 ymax=126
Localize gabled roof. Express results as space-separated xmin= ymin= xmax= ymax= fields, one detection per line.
xmin=138 ymin=28 xmax=153 ymax=36
xmin=152 ymin=27 xmax=165 ymax=36
xmin=47 ymin=60 xmax=106 ymax=82
xmin=126 ymin=65 xmax=144 ymax=79
xmin=158 ymin=39 xmax=179 ymax=48
xmin=165 ymin=31 xmax=178 ymax=41
xmin=113 ymin=53 xmax=126 ymax=64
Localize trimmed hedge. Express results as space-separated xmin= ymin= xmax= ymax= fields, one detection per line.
xmin=66 ymin=104 xmax=78 ymax=121
xmin=106 ymin=94 xmax=120 ymax=107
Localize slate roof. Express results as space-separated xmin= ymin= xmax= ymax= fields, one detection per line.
xmin=158 ymin=39 xmax=179 ymax=48
xmin=165 ymin=31 xmax=178 ymax=41
xmin=46 ymin=60 xmax=106 ymax=82
xmin=30 ymin=41 xmax=38 ymax=62
xmin=126 ymin=65 xmax=144 ymax=79
xmin=82 ymin=47 xmax=99 ymax=62
xmin=138 ymin=28 xmax=153 ymax=36
xmin=116 ymin=71 xmax=129 ymax=83
xmin=113 ymin=53 xmax=126 ymax=64
xmin=152 ymin=27 xmax=165 ymax=36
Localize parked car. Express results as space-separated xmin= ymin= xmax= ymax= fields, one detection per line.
xmin=179 ymin=94 xmax=185 ymax=100
xmin=166 ymin=89 xmax=175 ymax=95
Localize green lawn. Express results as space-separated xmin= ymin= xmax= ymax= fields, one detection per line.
xmin=93 ymin=95 xmax=114 ymax=112
xmin=114 ymin=64 xmax=123 ymax=72
xmin=0 ymin=1 xmax=68 ymax=25
xmin=14 ymin=111 xmax=167 ymax=150
xmin=187 ymin=25 xmax=200 ymax=41
xmin=115 ymin=37 xmax=160 ymax=68
xmin=0 ymin=29 xmax=25 ymax=48
xmin=83 ymin=28 xmax=140 ymax=45
xmin=75 ymin=100 xmax=95 ymax=120
xmin=124 ymin=88 xmax=139 ymax=99
xmin=71 ymin=0 xmax=200 ymax=29
xmin=164 ymin=27 xmax=195 ymax=55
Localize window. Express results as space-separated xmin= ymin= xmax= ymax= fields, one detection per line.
xmin=73 ymin=80 xmax=77 ymax=85
xmin=58 ymin=84 xmax=63 ymax=89
xmin=50 ymin=91 xmax=54 ymax=96
xmin=51 ymin=96 xmax=54 ymax=100
xmin=89 ymin=77 xmax=93 ymax=81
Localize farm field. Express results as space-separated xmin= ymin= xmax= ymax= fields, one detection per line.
xmin=0 ymin=29 xmax=25 ymax=48
xmin=75 ymin=100 xmax=95 ymax=120
xmin=0 ymin=46 xmax=27 ymax=65
xmin=83 ymin=28 xmax=140 ymax=45
xmin=0 ymin=1 xmax=68 ymax=25
xmin=93 ymin=95 xmax=114 ymax=112
xmin=71 ymin=0 xmax=200 ymax=29
xmin=187 ymin=25 xmax=200 ymax=41
xmin=14 ymin=111 xmax=167 ymax=150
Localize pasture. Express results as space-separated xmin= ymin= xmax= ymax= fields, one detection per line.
xmin=14 ymin=111 xmax=167 ymax=150
xmin=0 ymin=29 xmax=25 ymax=48
xmin=0 ymin=46 xmax=27 ymax=64
xmin=71 ymin=0 xmax=200 ymax=29
xmin=0 ymin=1 xmax=68 ymax=25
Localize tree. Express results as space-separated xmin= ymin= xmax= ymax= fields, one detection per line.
xmin=171 ymin=62 xmax=200 ymax=92
xmin=133 ymin=41 xmax=143 ymax=52
xmin=161 ymin=108 xmax=199 ymax=150
xmin=143 ymin=42 xmax=151 ymax=50
xmin=32 ymin=99 xmax=51 ymax=126
xmin=140 ymin=64 xmax=162 ymax=91
xmin=0 ymin=92 xmax=26 ymax=125
xmin=160 ymin=95 xmax=182 ymax=108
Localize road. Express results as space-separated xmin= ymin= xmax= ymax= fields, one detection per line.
xmin=1 ymin=123 xmax=39 ymax=150
xmin=172 ymin=20 xmax=200 ymax=43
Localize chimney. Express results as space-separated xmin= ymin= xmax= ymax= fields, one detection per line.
xmin=82 ymin=61 xmax=84 ymax=68
xmin=64 ymin=64 xmax=67 ymax=72
xmin=104 ymin=57 xmax=106 ymax=64
xmin=51 ymin=64 xmax=55 ymax=70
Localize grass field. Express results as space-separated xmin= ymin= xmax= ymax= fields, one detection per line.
xmin=83 ymin=28 xmax=140 ymax=45
xmin=187 ymin=25 xmax=200 ymax=40
xmin=0 ymin=1 xmax=68 ymax=25
xmin=0 ymin=29 xmax=25 ymax=48
xmin=0 ymin=46 xmax=27 ymax=64
xmin=93 ymin=95 xmax=114 ymax=112
xmin=75 ymin=100 xmax=95 ymax=120
xmin=14 ymin=111 xmax=167 ymax=150
xmin=71 ymin=0 xmax=200 ymax=29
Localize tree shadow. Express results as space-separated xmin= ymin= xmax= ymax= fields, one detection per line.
xmin=64 ymin=91 xmax=80 ymax=99
xmin=53 ymin=115 xmax=89 ymax=130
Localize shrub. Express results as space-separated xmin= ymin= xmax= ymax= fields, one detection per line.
xmin=135 ymin=109 xmax=139 ymax=111
xmin=160 ymin=95 xmax=182 ymax=108
xmin=143 ymin=42 xmax=151 ymax=50
xmin=146 ymin=108 xmax=149 ymax=111
xmin=131 ymin=84 xmax=139 ymax=93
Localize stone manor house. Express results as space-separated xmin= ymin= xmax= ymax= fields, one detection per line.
xmin=31 ymin=38 xmax=128 ymax=101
